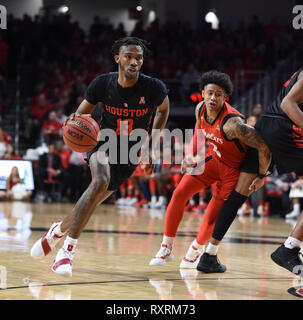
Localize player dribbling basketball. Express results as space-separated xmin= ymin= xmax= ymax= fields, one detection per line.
xmin=30 ymin=37 xmax=169 ymax=277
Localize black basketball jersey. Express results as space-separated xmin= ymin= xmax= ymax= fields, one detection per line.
xmin=265 ymin=67 xmax=303 ymax=118
xmin=85 ymin=72 xmax=168 ymax=139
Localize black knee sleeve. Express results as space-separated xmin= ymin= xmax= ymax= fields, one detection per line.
xmin=212 ymin=190 xmax=248 ymax=241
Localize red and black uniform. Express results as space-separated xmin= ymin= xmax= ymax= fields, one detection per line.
xmin=164 ymin=101 xmax=249 ymax=244
xmin=192 ymin=101 xmax=247 ymax=199
xmin=84 ymin=72 xmax=168 ymax=190
xmin=255 ymin=67 xmax=303 ymax=175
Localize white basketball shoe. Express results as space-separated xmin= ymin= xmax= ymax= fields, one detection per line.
xmin=30 ymin=221 xmax=65 ymax=258
xmin=180 ymin=241 xmax=204 ymax=268
xmin=52 ymin=247 xmax=74 ymax=277
xmin=149 ymin=244 xmax=174 ymax=266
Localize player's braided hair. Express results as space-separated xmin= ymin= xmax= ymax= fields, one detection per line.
xmin=111 ymin=37 xmax=150 ymax=57
xmin=199 ymin=70 xmax=233 ymax=96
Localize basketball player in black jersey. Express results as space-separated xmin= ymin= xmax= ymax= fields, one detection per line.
xmin=196 ymin=68 xmax=303 ymax=276
xmin=30 ymin=37 xmax=170 ymax=277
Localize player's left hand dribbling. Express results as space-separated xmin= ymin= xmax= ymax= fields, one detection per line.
xmin=64 ymin=113 xmax=92 ymax=126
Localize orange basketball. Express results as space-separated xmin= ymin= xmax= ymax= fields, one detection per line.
xmin=63 ymin=115 xmax=100 ymax=152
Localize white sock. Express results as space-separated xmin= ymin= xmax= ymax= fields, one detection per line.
xmin=63 ymin=236 xmax=78 ymax=253
xmin=162 ymin=235 xmax=174 ymax=246
xmin=151 ymin=196 xmax=157 ymax=203
xmin=54 ymin=222 xmax=65 ymax=237
xmin=284 ymin=236 xmax=301 ymax=249
xmin=293 ymin=203 xmax=300 ymax=214
xmin=206 ymin=243 xmax=219 ymax=255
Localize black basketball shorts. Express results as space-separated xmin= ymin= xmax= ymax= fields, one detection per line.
xmin=239 ymin=146 xmax=274 ymax=175
xmin=254 ymin=114 xmax=303 ymax=176
xmin=85 ymin=142 xmax=138 ymax=191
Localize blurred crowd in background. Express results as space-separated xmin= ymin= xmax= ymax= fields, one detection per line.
xmin=0 ymin=12 xmax=302 ymax=220
xmin=0 ymin=12 xmax=301 ymax=118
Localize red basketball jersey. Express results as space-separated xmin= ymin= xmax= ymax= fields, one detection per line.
xmin=198 ymin=102 xmax=248 ymax=169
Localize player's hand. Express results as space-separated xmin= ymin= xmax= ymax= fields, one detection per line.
xmin=181 ymin=156 xmax=204 ymax=175
xmin=64 ymin=112 xmax=79 ymax=126
xmin=64 ymin=113 xmax=91 ymax=126
xmin=181 ymin=157 xmax=194 ymax=174
xmin=248 ymin=177 xmax=265 ymax=192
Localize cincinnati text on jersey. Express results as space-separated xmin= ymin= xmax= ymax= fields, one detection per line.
xmin=201 ymin=128 xmax=223 ymax=144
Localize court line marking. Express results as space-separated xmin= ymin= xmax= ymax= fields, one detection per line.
xmin=0 ymin=276 xmax=294 ymax=291
xmin=29 ymin=227 xmax=284 ymax=245
xmin=232 ymin=233 xmax=287 ymax=239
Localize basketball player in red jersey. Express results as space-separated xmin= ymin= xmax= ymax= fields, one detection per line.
xmin=150 ymin=71 xmax=271 ymax=270
xmin=30 ymin=37 xmax=170 ymax=277
xmin=199 ymin=68 xmax=303 ymax=276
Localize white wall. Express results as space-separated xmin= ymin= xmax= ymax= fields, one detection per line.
xmin=0 ymin=0 xmax=43 ymax=18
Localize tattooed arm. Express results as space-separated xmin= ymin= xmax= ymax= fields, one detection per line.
xmin=223 ymin=116 xmax=272 ymax=177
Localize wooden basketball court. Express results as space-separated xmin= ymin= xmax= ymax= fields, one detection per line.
xmin=0 ymin=201 xmax=301 ymax=300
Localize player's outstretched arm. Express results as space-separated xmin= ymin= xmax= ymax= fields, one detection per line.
xmin=281 ymin=73 xmax=303 ymax=129
xmin=223 ymin=116 xmax=272 ymax=177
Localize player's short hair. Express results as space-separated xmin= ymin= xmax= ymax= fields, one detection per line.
xmin=199 ymin=70 xmax=233 ymax=96
xmin=111 ymin=37 xmax=150 ymax=57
